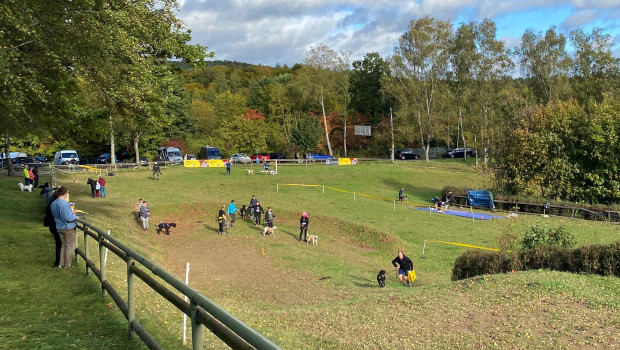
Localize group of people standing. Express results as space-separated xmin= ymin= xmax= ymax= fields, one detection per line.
xmin=23 ymin=165 xmax=39 ymax=187
xmin=86 ymin=175 xmax=106 ymax=198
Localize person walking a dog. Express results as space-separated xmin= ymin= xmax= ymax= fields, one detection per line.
xmin=299 ymin=212 xmax=309 ymax=242
xmin=152 ymin=163 xmax=162 ymax=180
xmin=227 ymin=200 xmax=239 ymax=226
xmin=218 ymin=204 xmax=226 ymax=234
xmin=391 ymin=250 xmax=414 ymax=287
xmin=398 ymin=188 xmax=405 ymax=202
xmin=50 ymin=186 xmax=78 ymax=268
xmin=139 ymin=200 xmax=150 ymax=231
xmin=252 ymin=201 xmax=263 ymax=226
xmin=98 ymin=175 xmax=106 ymax=198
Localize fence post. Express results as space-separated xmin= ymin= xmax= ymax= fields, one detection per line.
xmin=127 ymin=257 xmax=135 ymax=337
xmin=84 ymin=227 xmax=90 ymax=275
xmin=98 ymin=234 xmax=107 ymax=297
xmin=277 ymin=183 xmax=279 ymax=192
xmin=423 ymin=240 xmax=426 ymax=255
xmin=322 ymin=185 xmax=325 ymax=194
xmin=393 ymin=200 xmax=395 ymax=210
xmin=190 ymin=299 xmax=204 ymax=350
xmin=354 ymin=192 xmax=356 ymax=201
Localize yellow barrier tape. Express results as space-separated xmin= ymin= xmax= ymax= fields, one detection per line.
xmin=279 ymin=183 xmax=429 ymax=207
xmin=426 ymin=240 xmax=500 ymax=252
xmin=78 ymin=165 xmax=98 ymax=170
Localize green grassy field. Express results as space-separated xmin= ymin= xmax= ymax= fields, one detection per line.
xmin=1 ymin=161 xmax=619 ymax=349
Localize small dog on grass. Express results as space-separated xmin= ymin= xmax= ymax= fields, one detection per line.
xmin=18 ymin=183 xmax=33 ymax=192
xmin=269 ymin=170 xmax=276 ymax=175
xmin=156 ymin=222 xmax=176 ymax=235
xmin=306 ymin=234 xmax=318 ymax=246
xmin=377 ymin=270 xmax=386 ymax=287
xmin=262 ymin=226 xmax=276 ymax=236
xmin=240 ymin=205 xmax=248 ymax=219
xmin=246 ymin=169 xmax=254 ymax=175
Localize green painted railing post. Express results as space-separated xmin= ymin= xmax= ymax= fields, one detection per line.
xmin=190 ymin=299 xmax=203 ymax=350
xmin=98 ymin=234 xmax=107 ymax=297
xmin=84 ymin=227 xmax=90 ymax=275
xmin=127 ymin=257 xmax=135 ymax=337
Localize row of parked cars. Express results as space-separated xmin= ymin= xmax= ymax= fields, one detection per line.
xmin=390 ymin=148 xmax=476 ymax=160
xmin=230 ymin=152 xmax=334 ymax=163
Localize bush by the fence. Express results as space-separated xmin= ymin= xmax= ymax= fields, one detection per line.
xmin=452 ymin=241 xmax=620 ymax=280
xmin=451 ymin=250 xmax=514 ymax=281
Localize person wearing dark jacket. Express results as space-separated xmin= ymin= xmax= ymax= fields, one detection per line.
xmin=252 ymin=201 xmax=263 ymax=226
xmin=264 ymin=207 xmax=275 ymax=228
xmin=218 ymin=204 xmax=226 ymax=234
xmin=248 ymin=195 xmax=257 ymax=217
xmin=45 ymin=192 xmax=62 ymax=267
xmin=32 ymin=166 xmax=39 ymax=188
xmin=299 ymin=212 xmax=309 ymax=242
xmin=87 ymin=178 xmax=97 ymax=198
xmin=392 ymin=250 xmax=414 ymax=287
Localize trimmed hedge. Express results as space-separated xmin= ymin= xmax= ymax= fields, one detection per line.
xmin=452 ymin=241 xmax=620 ymax=280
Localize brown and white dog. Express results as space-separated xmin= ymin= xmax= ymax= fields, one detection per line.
xmin=262 ymin=226 xmax=276 ymax=236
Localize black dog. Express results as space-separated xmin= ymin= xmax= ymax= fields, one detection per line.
xmin=156 ymin=222 xmax=176 ymax=235
xmin=377 ymin=270 xmax=386 ymax=288
xmin=240 ymin=205 xmax=248 ymax=220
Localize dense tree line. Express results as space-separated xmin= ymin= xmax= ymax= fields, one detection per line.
xmin=3 ymin=7 xmax=619 ymax=202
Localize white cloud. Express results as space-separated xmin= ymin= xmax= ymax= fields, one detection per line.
xmin=178 ymin=0 xmax=620 ymax=66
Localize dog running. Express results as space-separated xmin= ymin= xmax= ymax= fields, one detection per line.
xmin=18 ymin=183 xmax=33 ymax=192
xmin=306 ymin=234 xmax=318 ymax=246
xmin=377 ymin=270 xmax=386 ymax=287
xmin=156 ymin=222 xmax=176 ymax=235
xmin=246 ymin=169 xmax=254 ymax=175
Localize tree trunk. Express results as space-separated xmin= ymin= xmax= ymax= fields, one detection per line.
xmin=109 ymin=114 xmax=116 ymax=166
xmin=390 ymin=107 xmax=395 ymax=163
xmin=416 ymin=110 xmax=429 ymax=163
xmin=343 ymin=113 xmax=347 ymax=157
xmin=4 ymin=131 xmax=13 ymax=176
xmin=134 ymin=133 xmax=141 ymax=168
xmin=320 ymin=91 xmax=333 ymax=156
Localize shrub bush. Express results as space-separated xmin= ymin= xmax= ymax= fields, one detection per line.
xmin=452 ymin=241 xmax=620 ymax=280
xmin=522 ymin=220 xmax=575 ymax=250
xmin=451 ymin=250 xmax=514 ymax=281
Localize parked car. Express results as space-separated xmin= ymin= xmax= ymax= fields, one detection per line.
xmin=250 ymin=153 xmax=270 ymax=161
xmin=393 ymin=149 xmax=420 ymax=160
xmin=269 ymin=152 xmax=286 ymax=160
xmin=54 ymin=150 xmax=80 ymax=165
xmin=231 ymin=153 xmax=251 ymax=163
xmin=96 ymin=153 xmax=117 ymax=164
xmin=308 ymin=152 xmax=333 ymax=160
xmin=13 ymin=156 xmax=42 ymax=164
xmin=442 ymin=148 xmax=475 ymax=158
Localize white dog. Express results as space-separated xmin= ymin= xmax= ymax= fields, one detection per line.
xmin=246 ymin=169 xmax=254 ymax=175
xmin=307 ymin=234 xmax=318 ymax=246
xmin=269 ymin=170 xmax=276 ymax=175
xmin=262 ymin=226 xmax=277 ymax=236
xmin=18 ymin=183 xmax=33 ymax=192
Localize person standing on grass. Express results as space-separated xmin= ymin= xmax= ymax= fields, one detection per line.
xmin=398 ymin=188 xmax=405 ymax=202
xmin=50 ymin=186 xmax=78 ymax=268
xmin=152 ymin=163 xmax=162 ymax=180
xmin=218 ymin=204 xmax=226 ymax=234
xmin=40 ymin=182 xmax=55 ymax=205
xmin=253 ymin=201 xmax=263 ymax=227
xmin=249 ymin=195 xmax=258 ymax=217
xmin=263 ymin=160 xmax=269 ymax=173
xmin=98 ymin=175 xmax=106 ymax=197
xmin=32 ymin=166 xmax=39 ymax=188
xmin=45 ymin=191 xmax=62 ymax=267
xmin=135 ymin=198 xmax=143 ymax=222
xmin=139 ymin=200 xmax=150 ymax=231
xmin=23 ymin=165 xmax=30 ymax=185
xmin=227 ymin=200 xmax=239 ymax=226
xmin=28 ymin=167 xmax=35 ymax=186
xmin=299 ymin=212 xmax=309 ymax=242
xmin=87 ymin=178 xmax=97 ymax=198
xmin=392 ymin=250 xmax=414 ymax=287
xmin=264 ymin=207 xmax=275 ymax=232
xmin=225 ymin=160 xmax=231 ymax=175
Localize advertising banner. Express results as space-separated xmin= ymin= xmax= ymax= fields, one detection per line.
xmin=208 ymin=159 xmax=226 ymax=168
xmin=183 ymin=160 xmax=202 ymax=168
xmin=338 ymin=158 xmax=358 ymax=165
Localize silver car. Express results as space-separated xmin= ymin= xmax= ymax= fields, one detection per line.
xmin=231 ymin=153 xmax=251 ymax=163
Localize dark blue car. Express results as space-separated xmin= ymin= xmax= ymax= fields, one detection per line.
xmin=308 ymin=152 xmax=332 ymax=160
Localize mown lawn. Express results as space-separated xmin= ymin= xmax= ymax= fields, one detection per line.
xmin=2 ymin=160 xmax=620 ymax=349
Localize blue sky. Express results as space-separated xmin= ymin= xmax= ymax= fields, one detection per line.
xmin=177 ymin=0 xmax=620 ymax=66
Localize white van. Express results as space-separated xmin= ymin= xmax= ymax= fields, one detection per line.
xmin=157 ymin=147 xmax=183 ymax=163
xmin=54 ymin=150 xmax=80 ymax=165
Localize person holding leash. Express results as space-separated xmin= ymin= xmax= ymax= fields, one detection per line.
xmin=218 ymin=204 xmax=226 ymax=234
xmin=392 ymin=250 xmax=414 ymax=287
xmin=398 ymin=188 xmax=405 ymax=202
xmin=299 ymin=212 xmax=309 ymax=242
xmin=227 ymin=200 xmax=239 ymax=226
